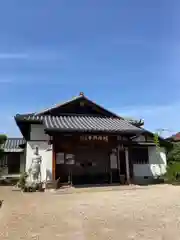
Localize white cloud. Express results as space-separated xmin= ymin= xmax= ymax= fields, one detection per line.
xmin=0 ymin=53 xmax=28 ymax=59
xmin=0 ymin=78 xmax=13 ymax=83
xmin=0 ymin=50 xmax=65 ymax=61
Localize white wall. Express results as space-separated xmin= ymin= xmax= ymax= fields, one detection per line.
xmin=25 ymin=124 xmax=53 ymax=182
xmin=26 ymin=141 xmax=53 ymax=182
xmin=133 ymin=146 xmax=167 ymax=178
xmin=30 ymin=124 xmax=49 ymax=141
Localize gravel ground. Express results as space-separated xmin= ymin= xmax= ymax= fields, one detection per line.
xmin=0 ymin=184 xmax=180 ymax=240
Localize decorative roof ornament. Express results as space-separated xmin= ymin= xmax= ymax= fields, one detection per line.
xmin=79 ymin=92 xmax=84 ymax=96
xmin=124 ymin=117 xmax=144 ymax=127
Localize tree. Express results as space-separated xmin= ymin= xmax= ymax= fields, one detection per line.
xmin=0 ymin=134 xmax=7 ymax=160
xmin=167 ymin=142 xmax=180 ymax=163
xmin=162 ymin=142 xmax=180 ymax=182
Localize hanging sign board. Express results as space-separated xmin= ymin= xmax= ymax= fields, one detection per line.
xmin=66 ymin=154 xmax=74 ymax=159
xmin=56 ymin=153 xmax=64 ymax=164
xmin=66 ymin=159 xmax=75 ymax=165
xmin=66 ymin=154 xmax=75 ymax=165
xmin=80 ymin=135 xmax=108 ymax=142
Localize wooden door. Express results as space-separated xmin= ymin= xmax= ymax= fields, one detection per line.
xmin=119 ymin=150 xmax=126 ymax=177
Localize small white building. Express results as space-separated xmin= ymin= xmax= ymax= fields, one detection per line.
xmin=2 ymin=93 xmax=170 ymax=185
xmin=0 ymin=138 xmax=25 ymax=180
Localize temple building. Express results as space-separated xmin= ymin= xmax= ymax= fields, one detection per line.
xmin=1 ymin=93 xmax=169 ymax=185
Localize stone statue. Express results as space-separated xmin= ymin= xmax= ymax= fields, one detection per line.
xmin=29 ymin=146 xmax=42 ymax=183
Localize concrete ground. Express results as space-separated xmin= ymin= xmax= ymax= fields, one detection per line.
xmin=0 ymin=184 xmax=180 ymax=240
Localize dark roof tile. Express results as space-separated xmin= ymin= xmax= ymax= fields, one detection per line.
xmin=15 ymin=114 xmax=143 ymax=133
xmin=43 ymin=115 xmax=143 ymax=133
xmin=167 ymin=132 xmax=180 ymax=142
xmin=1 ymin=138 xmax=25 ymax=152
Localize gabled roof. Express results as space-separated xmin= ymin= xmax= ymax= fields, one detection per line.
xmin=15 ymin=92 xmax=143 ymax=124
xmin=14 ymin=93 xmax=146 ymax=137
xmin=34 ymin=92 xmax=121 ymax=118
xmin=1 ymin=138 xmax=25 ymax=152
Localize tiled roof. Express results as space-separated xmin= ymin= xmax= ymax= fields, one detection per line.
xmin=14 ymin=94 xmax=145 ymax=131
xmin=167 ymin=132 xmax=180 ymax=142
xmin=1 ymin=138 xmax=25 ymax=152
xmin=15 ymin=114 xmax=44 ymax=122
xmin=43 ymin=115 xmax=143 ymax=133
xmin=15 ymin=114 xmax=143 ymax=133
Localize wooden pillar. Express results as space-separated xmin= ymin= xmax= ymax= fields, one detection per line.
xmin=125 ymin=147 xmax=130 ymax=184
xmin=117 ymin=145 xmax=121 ymax=181
xmin=128 ymin=146 xmax=134 ymax=183
xmin=52 ymin=141 xmax=56 ymax=181
xmin=109 ymin=152 xmax=112 ymax=184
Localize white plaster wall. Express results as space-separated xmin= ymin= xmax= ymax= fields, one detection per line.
xmin=133 ymin=146 xmax=167 ymax=178
xmin=30 ymin=124 xmax=49 ymax=141
xmin=26 ymin=141 xmax=53 ymax=182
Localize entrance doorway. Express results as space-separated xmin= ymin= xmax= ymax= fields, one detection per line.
xmin=55 ymin=164 xmax=69 ymax=183
xmin=7 ymin=153 xmax=20 ymax=174
xmin=72 ymin=148 xmax=110 ymax=185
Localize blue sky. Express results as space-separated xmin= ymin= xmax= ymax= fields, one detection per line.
xmin=0 ymin=0 xmax=179 ymax=137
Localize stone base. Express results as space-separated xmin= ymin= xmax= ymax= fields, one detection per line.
xmin=45 ymin=180 xmax=72 ymax=189
xmin=133 ymin=176 xmax=164 ymax=185
xmin=45 ymin=181 xmax=56 ymax=189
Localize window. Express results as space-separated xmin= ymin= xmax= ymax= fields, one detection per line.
xmin=56 ymin=153 xmax=64 ymax=164
xmin=131 ymin=147 xmax=149 ymax=164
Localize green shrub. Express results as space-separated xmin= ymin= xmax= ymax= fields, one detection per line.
xmin=18 ymin=172 xmax=28 ymax=190
xmin=164 ymin=161 xmax=180 ymax=183
xmin=167 ymin=143 xmax=180 ymax=163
